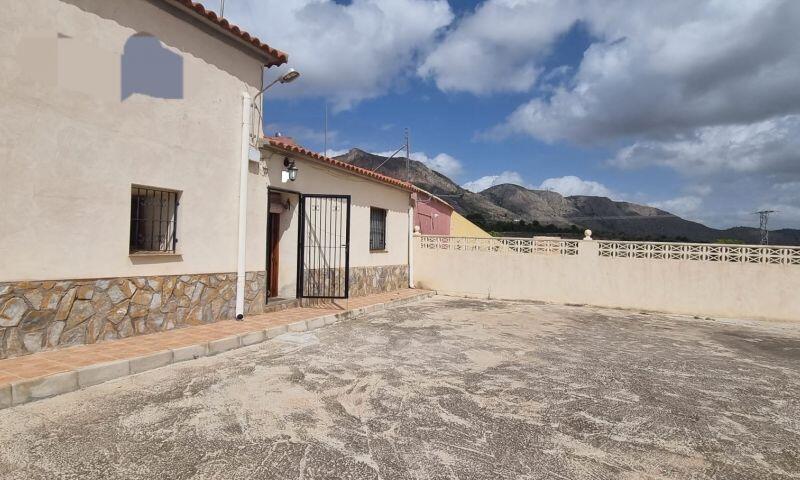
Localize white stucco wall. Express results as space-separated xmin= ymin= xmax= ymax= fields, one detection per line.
xmin=414 ymin=238 xmax=800 ymax=322
xmin=0 ymin=0 xmax=269 ymax=282
xmin=263 ymin=151 xmax=412 ymax=298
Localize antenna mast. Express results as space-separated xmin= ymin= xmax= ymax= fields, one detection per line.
xmin=370 ymin=131 xmax=409 ymax=175
xmin=324 ymin=102 xmax=328 ymax=156
xmin=405 ymin=128 xmax=410 ymax=183
xmin=756 ymin=210 xmax=775 ymax=245
xmin=219 ymin=0 xmax=225 ymax=17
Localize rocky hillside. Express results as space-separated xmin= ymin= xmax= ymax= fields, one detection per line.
xmin=335 ymin=149 xmax=518 ymax=221
xmin=336 ymin=149 xmax=800 ymax=245
xmin=480 ymin=184 xmax=720 ymax=241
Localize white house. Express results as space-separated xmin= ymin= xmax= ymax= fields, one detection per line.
xmin=260 ymin=137 xmax=414 ymax=301
xmin=0 ymin=0 xmax=414 ymax=359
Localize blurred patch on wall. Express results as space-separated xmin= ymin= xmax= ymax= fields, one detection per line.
xmin=15 ymin=33 xmax=183 ymax=102
xmin=121 ymin=33 xmax=183 ymax=101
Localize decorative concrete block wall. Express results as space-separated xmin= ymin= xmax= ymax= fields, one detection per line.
xmin=414 ymin=235 xmax=800 ymax=321
xmin=0 ymin=272 xmax=265 ymax=359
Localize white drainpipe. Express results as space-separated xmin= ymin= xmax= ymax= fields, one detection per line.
xmin=408 ymin=201 xmax=415 ymax=288
xmin=235 ymin=92 xmax=251 ymax=319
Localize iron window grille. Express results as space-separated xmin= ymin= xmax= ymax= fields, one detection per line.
xmin=370 ymin=207 xmax=387 ymax=251
xmin=130 ymin=186 xmax=179 ymax=253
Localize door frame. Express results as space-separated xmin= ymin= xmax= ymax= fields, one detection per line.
xmin=265 ymin=186 xmax=301 ymax=305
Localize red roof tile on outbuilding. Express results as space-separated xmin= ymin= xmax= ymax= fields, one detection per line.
xmin=265 ymin=138 xmax=415 ymax=192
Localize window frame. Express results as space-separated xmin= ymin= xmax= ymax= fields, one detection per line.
xmin=129 ymin=185 xmax=180 ymax=255
xmin=369 ymin=207 xmax=387 ymax=251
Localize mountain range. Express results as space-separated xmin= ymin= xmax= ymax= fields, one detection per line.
xmin=335 ymin=149 xmax=800 ymax=245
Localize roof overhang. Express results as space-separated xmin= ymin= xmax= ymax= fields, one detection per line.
xmin=158 ymin=0 xmax=288 ymax=67
xmin=261 ymin=139 xmax=415 ymax=193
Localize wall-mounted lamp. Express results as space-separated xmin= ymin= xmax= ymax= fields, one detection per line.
xmin=251 ymin=69 xmax=302 ymax=143
xmin=256 ymin=69 xmax=301 ymax=99
xmin=283 ymin=157 xmax=298 ymax=182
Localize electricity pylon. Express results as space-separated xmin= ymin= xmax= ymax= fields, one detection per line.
xmin=755 ymin=210 xmax=775 ymax=245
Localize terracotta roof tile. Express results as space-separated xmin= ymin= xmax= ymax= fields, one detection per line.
xmin=265 ymin=139 xmax=415 ymax=192
xmin=165 ymin=0 xmax=288 ymax=66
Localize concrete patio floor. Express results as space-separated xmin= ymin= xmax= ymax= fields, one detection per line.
xmin=0 ymin=296 xmax=798 ymax=479
xmin=0 ymin=289 xmax=429 ymax=408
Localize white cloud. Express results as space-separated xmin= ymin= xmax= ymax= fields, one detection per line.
xmin=461 ymin=172 xmax=615 ymax=197
xmin=419 ymin=0 xmax=578 ymax=94
xmin=325 ymin=148 xmax=351 ymax=158
xmin=427 ymin=0 xmax=800 ymax=229
xmin=610 ymin=115 xmax=800 ymax=178
xmin=766 ymin=184 xmax=800 ymax=226
xmin=648 ymin=196 xmax=703 ymax=218
xmin=670 ymin=175 xmax=800 ymax=229
xmin=764 ymin=204 xmax=800 ymax=227
xmin=686 ymin=184 xmax=713 ymax=197
xmin=537 ymin=175 xmax=614 ymax=198
xmin=320 ymin=147 xmax=463 ymax=176
xmin=225 ymin=0 xmax=453 ymax=110
xmin=375 ymin=150 xmax=464 ymax=177
xmin=474 ymin=0 xmax=800 ymax=143
xmin=264 ymin=123 xmax=338 ymax=147
xmin=462 ymin=171 xmax=528 ymax=192
xmin=233 ymin=0 xmax=800 ymax=229
xmin=773 ymin=182 xmax=800 ymax=209
xmin=420 ymin=153 xmax=463 ymax=178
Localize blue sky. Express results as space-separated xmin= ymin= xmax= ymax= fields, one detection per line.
xmin=224 ymin=0 xmax=800 ymax=229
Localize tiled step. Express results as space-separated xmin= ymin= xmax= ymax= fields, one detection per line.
xmin=0 ymin=289 xmax=433 ymax=410
xmin=262 ymin=298 xmax=301 ymax=313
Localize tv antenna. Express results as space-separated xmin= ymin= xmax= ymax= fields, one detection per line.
xmin=755 ymin=210 xmax=776 ymax=245
xmin=405 ymin=128 xmax=410 ymax=183
xmin=371 ymin=129 xmax=410 ymax=178
xmin=219 ymin=0 xmax=225 ymax=17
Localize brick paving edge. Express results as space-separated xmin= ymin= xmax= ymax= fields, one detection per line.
xmin=1 ymin=290 xmax=434 ymax=410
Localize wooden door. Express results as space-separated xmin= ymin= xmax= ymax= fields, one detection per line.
xmin=268 ymin=213 xmax=280 ymax=298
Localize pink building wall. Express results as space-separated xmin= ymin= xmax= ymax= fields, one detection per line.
xmin=415 ymin=196 xmax=452 ymax=235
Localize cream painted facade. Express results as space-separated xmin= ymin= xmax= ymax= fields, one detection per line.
xmin=0 ymin=1 xmax=414 ymax=359
xmin=0 ymin=0 xmax=269 ymax=282
xmin=0 ymin=0 xmax=294 ymax=358
xmin=261 ymin=149 xmax=412 ymax=299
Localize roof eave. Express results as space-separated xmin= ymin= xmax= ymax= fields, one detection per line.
xmin=260 ymin=140 xmax=415 ymax=193
xmin=161 ymin=0 xmax=289 ymax=67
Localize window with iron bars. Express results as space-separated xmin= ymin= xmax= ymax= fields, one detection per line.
xmin=130 ymin=186 xmax=179 ymax=253
xmin=369 ymin=207 xmax=387 ymax=251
